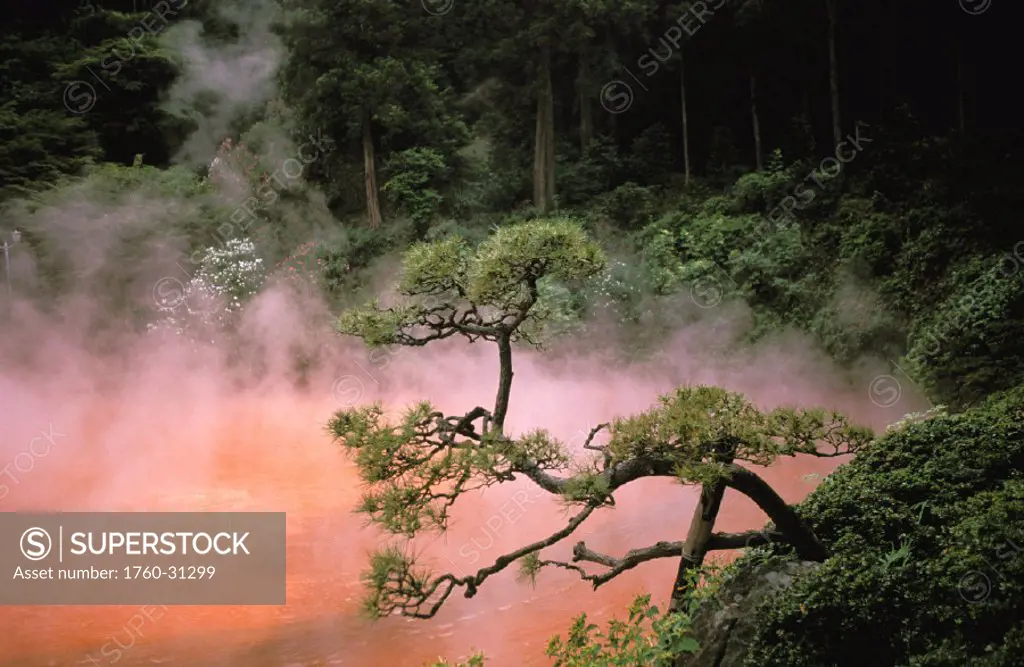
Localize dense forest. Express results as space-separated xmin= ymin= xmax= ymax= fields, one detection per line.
xmin=1 ymin=0 xmax=1022 ymax=665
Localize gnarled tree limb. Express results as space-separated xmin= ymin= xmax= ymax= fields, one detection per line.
xmin=391 ymin=501 xmax=602 ymax=618
xmin=721 ymin=463 xmax=827 ymax=561
xmin=536 ymin=527 xmax=786 ymax=590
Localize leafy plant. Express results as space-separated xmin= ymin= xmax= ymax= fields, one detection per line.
xmin=545 ymin=594 xmax=700 ymax=667
xmin=903 ymin=255 xmax=1024 ymax=407
xmin=596 ymin=182 xmax=658 ymax=230
xmin=382 ymin=147 xmax=449 ymax=231
xmin=742 ymin=385 xmax=1024 ymax=666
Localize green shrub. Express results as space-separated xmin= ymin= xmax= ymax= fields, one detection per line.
xmin=424 ymin=217 xmax=492 ymax=246
xmin=808 ymin=295 xmax=904 ymax=365
xmin=596 ymin=182 xmax=658 ymax=230
xmin=879 ymin=204 xmax=979 ymax=318
xmin=545 ymin=594 xmax=700 ymax=667
xmin=382 ymin=147 xmax=449 ymax=231
xmin=557 ymin=135 xmax=621 ymax=206
xmin=730 ymin=158 xmax=795 ymax=214
xmin=583 ymin=258 xmax=647 ymax=325
xmin=428 ymin=653 xmax=486 ymax=666
xmin=147 ymin=237 xmax=266 ymax=339
xmin=902 ymin=255 xmax=1024 ymax=408
xmin=315 ymin=223 xmax=411 ymax=298
xmin=637 ymin=227 xmax=687 ymax=295
xmin=623 ymin=123 xmax=674 ymax=186
xmin=697 ymin=194 xmax=741 ymax=217
xmin=518 ymin=275 xmax=588 ymax=342
xmin=833 ymin=197 xmax=903 ymax=279
xmin=740 ymin=385 xmax=1024 ymax=666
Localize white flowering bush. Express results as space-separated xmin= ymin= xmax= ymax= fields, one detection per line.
xmin=584 ymin=259 xmax=646 ymax=324
xmin=148 ymin=237 xmax=266 ymax=341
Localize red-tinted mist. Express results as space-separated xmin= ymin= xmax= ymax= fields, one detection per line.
xmin=0 ymin=273 xmax=925 ymax=666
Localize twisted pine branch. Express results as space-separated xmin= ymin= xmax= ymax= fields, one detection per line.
xmin=535 ymin=528 xmax=785 ymax=590
xmin=376 ymin=502 xmax=601 ymax=618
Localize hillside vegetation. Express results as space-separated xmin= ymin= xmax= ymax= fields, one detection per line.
xmin=2 ymin=1 xmax=1021 ymax=664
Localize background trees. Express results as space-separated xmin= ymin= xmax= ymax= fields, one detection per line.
xmin=3 ymin=0 xmax=1019 ymax=404
xmin=278 ymin=0 xmax=469 ymax=228
xmin=3 ymin=0 xmax=1012 ymax=205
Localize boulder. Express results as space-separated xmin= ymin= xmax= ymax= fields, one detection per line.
xmin=678 ymin=559 xmax=820 ymax=667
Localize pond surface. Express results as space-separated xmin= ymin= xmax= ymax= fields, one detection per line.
xmin=0 ymin=391 xmax=852 ymax=667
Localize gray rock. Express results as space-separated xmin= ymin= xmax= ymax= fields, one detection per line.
xmin=676 ymin=560 xmax=820 ymax=667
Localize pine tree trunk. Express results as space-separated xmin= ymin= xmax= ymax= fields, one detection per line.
xmin=827 ymin=0 xmax=842 ymax=147
xmin=750 ymin=72 xmax=763 ymax=171
xmin=362 ymin=109 xmax=382 ymax=228
xmin=578 ymin=53 xmax=593 ymax=152
xmin=533 ymin=44 xmax=556 ymax=213
xmin=680 ymin=52 xmax=691 ymax=187
xmin=668 ymin=481 xmax=727 ymax=614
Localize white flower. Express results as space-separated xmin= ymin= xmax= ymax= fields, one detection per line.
xmin=147 ymin=236 xmax=267 ymax=344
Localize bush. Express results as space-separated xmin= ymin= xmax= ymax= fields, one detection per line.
xmin=147 ymin=237 xmax=266 ymax=340
xmin=738 ymin=385 xmax=1024 ymax=666
xmin=519 ymin=275 xmax=587 ymax=342
xmin=429 ymin=653 xmax=485 ymax=667
xmin=557 ymin=135 xmax=622 ymax=207
xmin=808 ymin=294 xmax=904 ymax=365
xmin=729 ymin=153 xmax=796 ymax=214
xmin=583 ymin=258 xmax=646 ymax=325
xmin=623 ymin=124 xmax=674 ymax=186
xmin=423 ymin=217 xmax=492 ymax=246
xmin=545 ymin=594 xmax=699 ymax=667
xmin=833 ymin=196 xmax=902 ymax=279
xmin=902 ymin=255 xmax=1024 ymax=408
xmin=596 ymin=182 xmax=658 ymax=230
xmin=697 ymin=194 xmax=741 ymax=217
xmin=637 ymin=227 xmax=687 ymax=295
xmin=431 ymin=566 xmax=729 ymax=667
xmin=382 ymin=147 xmax=449 ymax=231
xmin=315 ymin=227 xmax=395 ymax=293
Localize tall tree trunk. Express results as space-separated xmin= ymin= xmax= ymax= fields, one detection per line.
xmin=750 ymin=72 xmax=763 ymax=171
xmin=602 ymin=30 xmax=617 ymax=140
xmin=533 ymin=44 xmax=556 ymax=213
xmin=957 ymin=60 xmax=966 ymax=134
xmin=826 ymin=0 xmax=842 ymax=148
xmin=578 ymin=52 xmax=593 ymax=152
xmin=680 ymin=52 xmax=691 ymax=187
xmin=362 ymin=109 xmax=382 ymax=228
xmin=668 ymin=480 xmax=727 ymax=614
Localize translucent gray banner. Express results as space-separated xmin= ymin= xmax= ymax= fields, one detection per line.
xmin=0 ymin=512 xmax=286 ymax=605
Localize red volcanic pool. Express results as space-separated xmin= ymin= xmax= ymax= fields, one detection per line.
xmin=0 ymin=388 xmax=854 ymax=667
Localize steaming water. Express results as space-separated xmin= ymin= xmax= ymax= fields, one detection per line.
xmin=0 ymin=295 xmax=919 ymax=666
xmin=0 ymin=381 xmax=901 ymax=666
